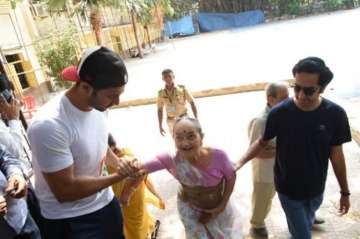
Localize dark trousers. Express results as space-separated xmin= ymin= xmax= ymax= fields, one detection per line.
xmin=26 ymin=183 xmax=45 ymax=238
xmin=0 ymin=212 xmax=41 ymax=239
xmin=42 ymin=197 xmax=124 ymax=239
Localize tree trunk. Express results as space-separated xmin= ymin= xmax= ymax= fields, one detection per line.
xmin=130 ymin=8 xmax=143 ymax=58
xmin=144 ymin=25 xmax=152 ymax=49
xmin=90 ymin=8 xmax=103 ymax=45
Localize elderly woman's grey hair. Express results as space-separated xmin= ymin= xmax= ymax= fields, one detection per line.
xmin=173 ymin=116 xmax=204 ymax=138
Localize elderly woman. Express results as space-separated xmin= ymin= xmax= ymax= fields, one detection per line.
xmin=124 ymin=117 xmax=242 ymax=238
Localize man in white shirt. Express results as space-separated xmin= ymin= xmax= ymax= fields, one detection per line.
xmin=28 ymin=47 xmax=141 ymax=239
xmin=248 ymin=82 xmax=288 ymax=238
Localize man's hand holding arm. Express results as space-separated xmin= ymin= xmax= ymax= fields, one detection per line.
xmin=42 ymin=164 xmax=136 ymax=203
xmin=28 ymin=122 xmax=142 ymax=203
xmin=237 ymin=110 xmax=277 ymax=170
xmin=235 ymin=138 xmax=269 ymax=171
xmin=248 ymin=118 xmax=275 ymax=159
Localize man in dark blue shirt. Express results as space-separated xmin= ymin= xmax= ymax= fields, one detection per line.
xmin=236 ymin=57 xmax=351 ymax=239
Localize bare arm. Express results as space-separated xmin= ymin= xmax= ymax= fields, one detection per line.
xmin=43 ymin=164 xmax=128 ymax=203
xmin=45 ymin=149 xmax=144 ymax=203
xmin=144 ymin=176 xmax=163 ymax=201
xmin=199 ymin=174 xmax=236 ymax=224
xmin=157 ymin=107 xmax=163 ymax=128
xmin=235 ymin=138 xmax=269 ymax=171
xmin=257 ymin=145 xmax=276 ymax=159
xmin=190 ymin=101 xmax=198 ymax=119
xmin=248 ymin=117 xmax=275 ymax=159
xmin=218 ymin=174 xmax=235 ymax=210
xmin=329 ymin=145 xmax=350 ymax=214
xmin=157 ymin=106 xmax=166 ymax=136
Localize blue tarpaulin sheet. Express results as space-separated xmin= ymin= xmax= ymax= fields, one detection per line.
xmin=164 ymin=16 xmax=196 ymax=37
xmin=198 ymin=10 xmax=265 ymax=32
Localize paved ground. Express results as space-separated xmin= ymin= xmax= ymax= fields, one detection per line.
xmin=109 ymin=91 xmax=360 ymax=239
xmin=122 ymin=8 xmax=360 ymax=102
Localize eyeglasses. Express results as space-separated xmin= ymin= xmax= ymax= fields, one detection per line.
xmin=292 ymin=84 xmax=319 ymax=96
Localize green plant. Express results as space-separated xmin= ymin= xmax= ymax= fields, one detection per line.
xmin=287 ymin=0 xmax=301 ymax=15
xmin=165 ymin=0 xmax=196 ymax=21
xmin=36 ymin=29 xmax=78 ymax=89
xmin=326 ymin=0 xmax=344 ymax=10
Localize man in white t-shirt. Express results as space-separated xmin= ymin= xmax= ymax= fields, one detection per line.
xmin=27 ymin=47 xmax=141 ymax=239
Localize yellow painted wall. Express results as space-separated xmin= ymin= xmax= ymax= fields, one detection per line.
xmin=17 ymin=53 xmax=37 ymax=87
xmin=79 ymin=22 xmax=163 ymax=54
xmin=3 ymin=63 xmax=22 ymax=95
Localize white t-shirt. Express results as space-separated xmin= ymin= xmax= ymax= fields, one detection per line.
xmin=27 ymin=94 xmax=114 ymax=219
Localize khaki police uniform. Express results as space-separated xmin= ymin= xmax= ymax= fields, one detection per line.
xmin=157 ymin=85 xmax=194 ymax=134
xmin=248 ymin=106 xmax=276 ymax=229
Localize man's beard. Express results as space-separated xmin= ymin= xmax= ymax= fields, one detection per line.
xmin=89 ymin=91 xmax=108 ymax=112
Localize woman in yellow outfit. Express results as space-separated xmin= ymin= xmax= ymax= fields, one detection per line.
xmin=108 ymin=134 xmax=165 ymax=239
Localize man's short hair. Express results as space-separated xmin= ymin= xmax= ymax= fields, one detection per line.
xmin=162 ymin=69 xmax=173 ymax=76
xmin=266 ymin=82 xmax=288 ymax=98
xmin=292 ymin=57 xmax=333 ymax=88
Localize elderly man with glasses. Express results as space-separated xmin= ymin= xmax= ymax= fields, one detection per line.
xmin=236 ymin=57 xmax=351 ymax=239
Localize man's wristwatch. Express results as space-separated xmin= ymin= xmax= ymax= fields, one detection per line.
xmin=340 ymin=191 xmax=351 ymax=197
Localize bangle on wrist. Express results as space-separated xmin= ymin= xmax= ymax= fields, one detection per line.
xmin=340 ymin=191 xmax=350 ymax=196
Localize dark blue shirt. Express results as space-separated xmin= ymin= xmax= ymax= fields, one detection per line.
xmin=263 ymin=98 xmax=351 ymax=200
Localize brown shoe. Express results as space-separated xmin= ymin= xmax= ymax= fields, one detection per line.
xmin=250 ymin=227 xmax=269 ymax=238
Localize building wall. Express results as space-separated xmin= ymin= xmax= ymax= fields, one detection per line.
xmin=1 ymin=1 xmax=165 ymax=106
xmin=0 ymin=0 xmax=46 ymax=97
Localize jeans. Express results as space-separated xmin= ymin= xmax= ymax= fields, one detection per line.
xmin=42 ymin=197 xmax=124 ymax=239
xmin=278 ymin=193 xmax=323 ymax=239
xmin=0 ymin=213 xmax=41 ymax=239
xmin=26 ymin=183 xmax=45 ymax=238
xmin=15 ymin=213 xmax=42 ymax=239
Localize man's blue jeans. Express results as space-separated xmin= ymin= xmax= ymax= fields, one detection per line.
xmin=278 ymin=193 xmax=323 ymax=239
xmin=16 ymin=212 xmax=42 ymax=239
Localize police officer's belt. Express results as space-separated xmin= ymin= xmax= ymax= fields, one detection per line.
xmin=167 ymin=113 xmax=188 ymax=120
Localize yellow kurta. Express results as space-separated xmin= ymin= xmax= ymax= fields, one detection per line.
xmin=108 ymin=148 xmax=163 ymax=239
